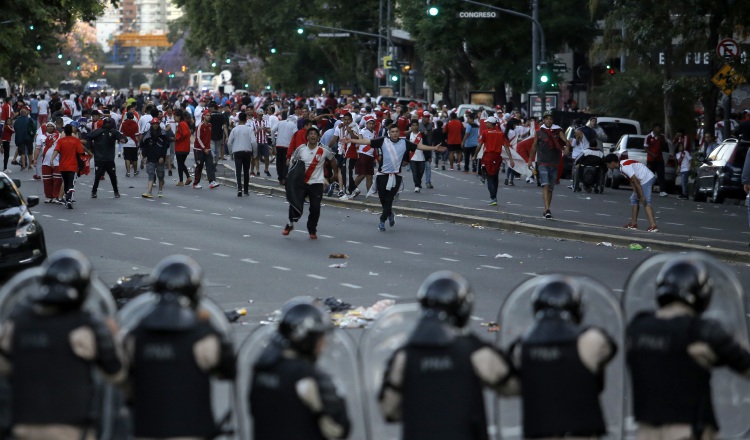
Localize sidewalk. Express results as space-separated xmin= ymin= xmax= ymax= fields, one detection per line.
xmin=213 ymin=161 xmax=750 ymax=264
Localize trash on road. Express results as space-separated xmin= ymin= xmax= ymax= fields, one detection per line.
xmin=369 ymin=271 xmax=379 ymax=276
xmin=471 ymin=223 xmax=484 ymax=229
xmin=331 ymin=299 xmax=396 ymax=328
xmin=495 ymin=253 xmax=513 ymax=259
xmin=629 ymin=244 xmax=643 ymax=251
xmin=324 ymin=297 xmax=352 ymax=312
xmin=329 ymin=253 xmax=349 ymax=259
xmin=328 ymin=262 xmax=348 ymax=268
xmin=481 ymin=321 xmax=500 ymax=332
xmin=225 ymin=308 xmax=247 ymax=323
xmin=564 ymin=256 xmax=583 ymax=259
xmin=597 ymin=242 xmax=613 ymax=247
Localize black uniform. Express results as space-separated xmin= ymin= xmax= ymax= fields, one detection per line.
xmin=250 ymin=343 xmax=351 ymax=440
xmin=126 ymin=305 xmax=235 ymax=439
xmin=89 ymin=126 xmax=125 ymax=195
xmin=518 ymin=316 xmax=614 ymax=438
xmin=627 ymin=311 xmax=750 ymax=432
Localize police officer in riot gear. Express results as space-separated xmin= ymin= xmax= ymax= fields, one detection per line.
xmin=511 ymin=276 xmax=617 ymax=439
xmin=122 ymin=255 xmax=236 ymax=440
xmin=379 ymin=271 xmax=515 ymax=440
xmin=627 ymin=257 xmax=750 ymax=440
xmin=0 ymin=250 xmax=123 ymax=440
xmin=249 ymin=300 xmax=351 ymax=440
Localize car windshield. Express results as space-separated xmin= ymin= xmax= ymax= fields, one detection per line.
xmin=600 ymin=122 xmax=639 ymax=143
xmin=626 ymin=137 xmax=645 ymax=150
xmin=0 ymin=178 xmax=22 ymax=209
xmin=732 ymin=143 xmax=748 ymax=168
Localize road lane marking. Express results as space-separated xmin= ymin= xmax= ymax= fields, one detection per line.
xmin=564 ymin=210 xmax=579 ymax=213
xmin=378 ymin=293 xmax=400 ymax=298
xmin=595 ymin=213 xmax=611 ymax=216
xmin=273 ymin=266 xmax=291 ymax=271
xmin=307 ymin=274 xmax=327 ymax=280
xmin=603 ymin=200 xmax=617 ymax=204
xmin=252 ymin=221 xmax=264 ymax=224
xmin=231 ymin=217 xmax=243 ymax=220
xmin=184 ymin=247 xmax=200 ymax=251
xmin=193 ymin=209 xmax=203 ymax=212
xmin=210 ymin=213 xmax=222 ymax=216
xmin=42 ymin=214 xmax=52 ymax=218
xmin=456 ymin=196 xmax=469 ymax=200
xmin=320 ymin=234 xmax=334 ymax=238
xmin=373 ymin=245 xmax=391 ymax=250
xmin=270 ymin=225 xmax=282 ymax=228
xmin=91 ymin=227 xmax=103 ymax=231
xmin=178 ymin=206 xmax=187 ymax=209
xmin=134 ymin=237 xmax=150 ymax=241
xmin=160 ymin=242 xmax=174 ymax=246
xmin=470 ymin=316 xmax=483 ymax=321
xmin=73 ymin=223 xmax=84 ymax=226
xmin=404 ymin=251 xmax=422 ymax=255
xmin=213 ymin=253 xmax=229 ymax=257
xmin=665 ymin=223 xmax=684 ymax=226
xmin=701 ymin=227 xmax=722 ymax=231
xmin=112 ymin=232 xmax=125 ymax=236
xmin=523 ymin=272 xmax=540 ymax=277
xmin=481 ymin=265 xmax=502 ymax=269
xmin=340 ymin=283 xmax=362 ymax=289
xmin=241 ymin=258 xmax=258 ymax=264
xmin=441 ymin=257 xmax=459 ymax=262
xmin=346 ymin=240 xmax=361 ymax=244
xmin=58 ymin=218 xmax=69 ymax=222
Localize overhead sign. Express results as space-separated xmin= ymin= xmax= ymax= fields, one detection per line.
xmin=374 ymin=67 xmax=385 ymax=79
xmin=552 ymin=63 xmax=567 ymax=73
xmin=456 ymin=11 xmax=497 ymax=18
xmin=382 ymin=55 xmax=393 ymax=68
xmin=318 ymin=33 xmax=350 ymax=38
xmin=717 ymin=38 xmax=740 ymax=59
xmin=711 ymin=63 xmax=747 ymax=96
xmin=527 ymin=92 xmax=559 ymax=118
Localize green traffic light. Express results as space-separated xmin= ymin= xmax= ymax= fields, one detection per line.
xmin=225 ymin=58 xmax=231 ymax=64
xmin=391 ymin=74 xmax=398 ymax=82
xmin=66 ymin=58 xmax=71 ymax=66
xmin=297 ymin=28 xmax=304 ymax=34
xmin=211 ymin=62 xmax=217 ymax=68
xmin=318 ymin=79 xmax=324 ymax=85
xmin=540 ymin=74 xmax=549 ymax=83
xmin=270 ymin=48 xmax=277 ymax=54
xmin=428 ymin=6 xmax=439 ymax=16
xmin=36 ymin=44 xmax=42 ymax=51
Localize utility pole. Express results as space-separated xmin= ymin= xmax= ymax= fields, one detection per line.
xmin=532 ymin=0 xmax=539 ymax=92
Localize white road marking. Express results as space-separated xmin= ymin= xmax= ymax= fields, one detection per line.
xmin=660 ymin=207 xmax=675 ymax=210
xmin=252 ymin=221 xmax=264 ymax=224
xmin=307 ymin=274 xmax=327 ymax=280
xmin=213 ymin=253 xmax=229 ymax=257
xmin=134 ymin=237 xmax=150 ymax=241
xmin=665 ymin=222 xmax=684 ymax=226
xmin=378 ymin=293 xmax=400 ymax=298
xmin=481 ymin=265 xmax=502 ymax=269
xmin=564 ymin=210 xmax=579 ymax=213
xmin=91 ymin=227 xmax=103 ymax=231
xmin=470 ymin=316 xmax=483 ymax=321
xmin=161 ymin=202 xmax=169 ymax=205
xmin=193 ymin=209 xmax=203 ymax=212
xmin=241 ymin=258 xmax=258 ymax=264
xmin=42 ymin=214 xmax=52 ymax=218
xmin=340 ymin=283 xmax=362 ymax=289
xmin=231 ymin=217 xmax=243 ymax=220
xmin=523 ymin=272 xmax=540 ymax=277
xmin=160 ymin=242 xmax=174 ymax=246
xmin=456 ymin=196 xmax=469 ymax=200
xmin=112 ymin=232 xmax=126 ymax=236
xmin=210 ymin=213 xmax=222 ymax=216
xmin=320 ymin=234 xmax=334 ymax=238
xmin=273 ymin=266 xmax=291 ymax=271
xmin=270 ymin=225 xmax=282 ymax=228
xmin=595 ymin=213 xmax=611 ymax=216
xmin=346 ymin=240 xmax=361 ymax=244
xmin=435 ymin=194 xmax=447 ymax=197
xmin=73 ymin=223 xmax=84 ymax=226
xmin=701 ymin=227 xmax=722 ymax=231
xmin=441 ymin=257 xmax=459 ymax=262
xmin=603 ymin=200 xmax=618 ymax=204
xmin=58 ymin=218 xmax=69 ymax=222
xmin=404 ymin=251 xmax=423 ymax=255
xmin=373 ymin=245 xmax=391 ymax=250
xmin=184 ymin=247 xmax=200 ymax=251
xmin=178 ymin=206 xmax=187 ymax=209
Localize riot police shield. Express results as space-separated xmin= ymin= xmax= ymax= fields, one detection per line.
xmin=358 ymin=303 xmax=421 ymax=440
xmin=0 ymin=266 xmax=120 ymax=440
xmin=623 ymin=251 xmax=750 ymax=439
xmin=115 ymin=293 xmax=234 ymax=437
xmin=495 ymin=274 xmax=625 ymax=440
xmin=234 ymin=323 xmax=367 ymax=440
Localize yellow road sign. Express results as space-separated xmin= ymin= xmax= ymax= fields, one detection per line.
xmin=711 ymin=64 xmax=746 ymax=96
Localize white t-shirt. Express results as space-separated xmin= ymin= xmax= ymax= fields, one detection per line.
xmin=138 ymin=114 xmax=153 ymax=134
xmin=620 ymin=159 xmax=654 ymax=183
xmin=37 ymin=99 xmax=49 ymax=116
xmin=337 ymin=122 xmax=360 ymax=156
xmin=291 ymin=143 xmax=335 ymax=185
xmin=676 ymin=151 xmax=691 ymax=173
xmin=409 ymin=131 xmax=425 ymax=161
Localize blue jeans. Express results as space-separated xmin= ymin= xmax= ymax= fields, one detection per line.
xmin=680 ymin=171 xmax=689 ymax=196
xmin=538 ymin=165 xmax=558 ymax=190
xmin=631 ymin=177 xmax=655 ymax=206
xmin=211 ymin=139 xmax=223 ymax=158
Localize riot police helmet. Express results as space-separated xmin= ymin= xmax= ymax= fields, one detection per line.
xmin=416 ymin=271 xmax=474 ymax=328
xmin=278 ymin=302 xmax=332 ymax=358
xmin=150 ymin=255 xmax=203 ymax=307
xmin=38 ymin=249 xmax=93 ymax=306
xmin=656 ymin=258 xmax=712 ymax=313
xmin=531 ymin=276 xmax=583 ymax=323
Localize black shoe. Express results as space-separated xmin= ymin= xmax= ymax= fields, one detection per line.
xmin=264 ymin=170 xmax=271 ymax=177
xmin=66 ymin=201 xmax=73 ymax=209
xmin=441 ymin=165 xmax=446 ymax=171
xmin=544 ymin=210 xmax=553 ymax=219
xmin=91 ymin=192 xmax=97 ymax=198
xmin=504 ymin=178 xmax=508 ymax=186
xmin=114 ymin=192 xmax=120 ymax=198
xmin=509 ymin=181 xmax=515 ymax=186
xmin=244 ymin=191 xmax=249 ymax=195
xmin=238 ymin=191 xmax=242 ymax=197
xmin=168 ymin=170 xmax=173 ymax=176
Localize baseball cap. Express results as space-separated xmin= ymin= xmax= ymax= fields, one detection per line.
xmin=422 ymin=111 xmax=431 ymax=117
xmin=150 ymin=117 xmax=161 ymax=124
xmin=485 ymin=116 xmax=498 ymax=125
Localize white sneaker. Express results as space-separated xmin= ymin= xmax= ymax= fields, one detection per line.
xmin=193 ymin=184 xmax=203 ymax=189
xmin=2 ymin=169 xmax=9 ymax=173
xmin=352 ymin=188 xmax=361 ymax=198
xmin=659 ymin=192 xmax=668 ymax=197
xmin=414 ymin=187 xmax=421 ymax=193
xmin=209 ymin=181 xmax=220 ymax=189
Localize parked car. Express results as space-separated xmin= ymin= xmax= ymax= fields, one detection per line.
xmin=693 ymin=138 xmax=749 ymax=203
xmin=597 ymin=117 xmax=641 ymax=152
xmin=456 ymin=104 xmax=491 ymax=119
xmin=606 ymin=134 xmax=676 ymax=192
xmin=0 ymin=173 xmax=46 ymax=276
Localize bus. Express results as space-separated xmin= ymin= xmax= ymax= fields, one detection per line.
xmin=188 ymin=72 xmax=213 ymax=92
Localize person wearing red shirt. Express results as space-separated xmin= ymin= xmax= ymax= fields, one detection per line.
xmin=2 ymin=117 xmax=14 ymax=172
xmin=443 ymin=112 xmax=465 ymax=170
xmin=396 ymin=107 xmax=410 ymax=137
xmin=193 ymin=111 xmax=217 ymax=189
xmin=476 ymin=117 xmax=514 ymax=205
xmin=174 ymin=109 xmax=193 ymax=187
xmin=50 ymin=125 xmax=87 ymax=209
xmin=644 ymin=123 xmax=669 ymax=197
xmin=120 ymin=112 xmax=140 ymax=177
xmin=287 ymin=119 xmax=312 ymax=160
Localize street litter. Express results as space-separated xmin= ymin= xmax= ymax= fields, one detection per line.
xmin=597 ymin=242 xmax=613 ymax=247
xmin=329 ymin=253 xmax=349 ymax=259
xmin=495 ymin=253 xmax=513 ymax=259
xmin=331 ymin=299 xmax=395 ymax=328
xmin=369 ymin=271 xmax=379 ymax=276
xmin=471 ymin=223 xmax=484 ymax=229
xmin=564 ymin=256 xmax=583 ymax=259
xmin=324 ymin=297 xmax=352 ymax=312
xmin=328 ymin=262 xmax=348 ymax=268
xmin=224 ymin=308 xmax=247 ymax=322
xmin=481 ymin=321 xmax=500 ymax=332
xmin=629 ymin=244 xmax=643 ymax=251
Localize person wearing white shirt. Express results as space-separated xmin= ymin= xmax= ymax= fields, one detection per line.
xmin=37 ymin=96 xmax=49 ymax=126
xmin=273 ymin=114 xmax=297 ymax=185
xmin=408 ymin=120 xmax=427 ymax=192
xmin=227 ymin=112 xmax=258 ymax=196
xmin=675 ymin=144 xmax=692 ymax=199
xmin=604 ymin=154 xmax=659 ymax=232
xmin=282 ymin=126 xmax=335 ymax=239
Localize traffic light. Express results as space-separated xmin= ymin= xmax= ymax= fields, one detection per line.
xmin=158 ymin=69 xmax=163 ymax=74
xmin=225 ymin=57 xmax=231 ymax=64
xmin=296 ymin=18 xmax=305 ymax=34
xmin=540 ymin=73 xmax=549 ymax=83
xmin=426 ymin=0 xmax=439 ymax=16
xmin=57 ymin=49 xmax=63 ymax=59
xmin=94 ymin=64 xmax=98 ymax=71
xmin=35 ymin=38 xmax=42 ymax=51
xmin=318 ymin=79 xmax=324 ymax=85
xmin=167 ymin=71 xmax=171 ymax=77
xmin=181 ymin=65 xmax=186 ymax=72
xmin=76 ymin=63 xmax=80 ymax=70
xmin=606 ymin=64 xmax=615 ymax=75
xmin=270 ymin=47 xmax=277 ymax=54
xmin=391 ymin=73 xmax=399 ymax=82
xmin=66 ymin=58 xmax=71 ymax=66
xmin=297 ymin=27 xmax=304 ymax=34
xmin=211 ymin=61 xmax=217 ymax=68
xmin=29 ymin=24 xmax=35 ymax=30
xmin=402 ymin=65 xmax=411 ymax=73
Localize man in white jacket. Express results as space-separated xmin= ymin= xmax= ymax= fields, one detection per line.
xmin=227 ymin=112 xmax=257 ymax=196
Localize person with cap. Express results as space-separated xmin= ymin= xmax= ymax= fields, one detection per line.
xmin=474 ymin=116 xmax=513 ymax=206
xmin=527 ymin=112 xmax=570 ymax=219
xmin=418 ymin=111 xmax=435 ymax=189
xmin=121 ymin=255 xmax=236 ymax=440
xmin=249 ymin=299 xmax=350 ymax=440
xmin=379 ymin=271 xmax=516 ymax=440
xmin=509 ymin=276 xmax=617 ymax=439
xmin=140 ymin=117 xmax=174 ymax=198
xmin=443 ymin=112 xmax=465 ymax=171
xmin=0 ymin=250 xmax=124 ymax=440
xmin=88 ymin=115 xmax=127 ymax=199
xmin=31 ymin=121 xmax=62 ymax=203
xmin=347 ymin=115 xmax=377 ymax=198
xmin=344 ymin=124 xmax=446 ymax=231
xmin=626 ymin=256 xmax=750 ymax=440
xmin=283 ymin=126 xmax=335 ymax=239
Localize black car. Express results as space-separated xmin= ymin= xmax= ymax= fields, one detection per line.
xmin=693 ymin=138 xmax=749 ymax=204
xmin=0 ymin=173 xmax=46 ymax=275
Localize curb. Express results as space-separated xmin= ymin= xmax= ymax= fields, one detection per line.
xmin=214 ymin=173 xmax=750 ymax=265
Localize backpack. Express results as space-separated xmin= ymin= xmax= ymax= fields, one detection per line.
xmin=26 ymin=118 xmax=36 ymax=139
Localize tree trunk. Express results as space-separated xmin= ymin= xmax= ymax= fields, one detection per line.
xmin=494 ymin=80 xmax=507 ymax=108
xmin=662 ymin=39 xmax=674 ymax=137
xmin=703 ymin=12 xmax=723 ymax=145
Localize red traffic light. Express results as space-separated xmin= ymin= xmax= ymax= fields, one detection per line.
xmin=607 ymin=68 xmax=615 ymax=75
